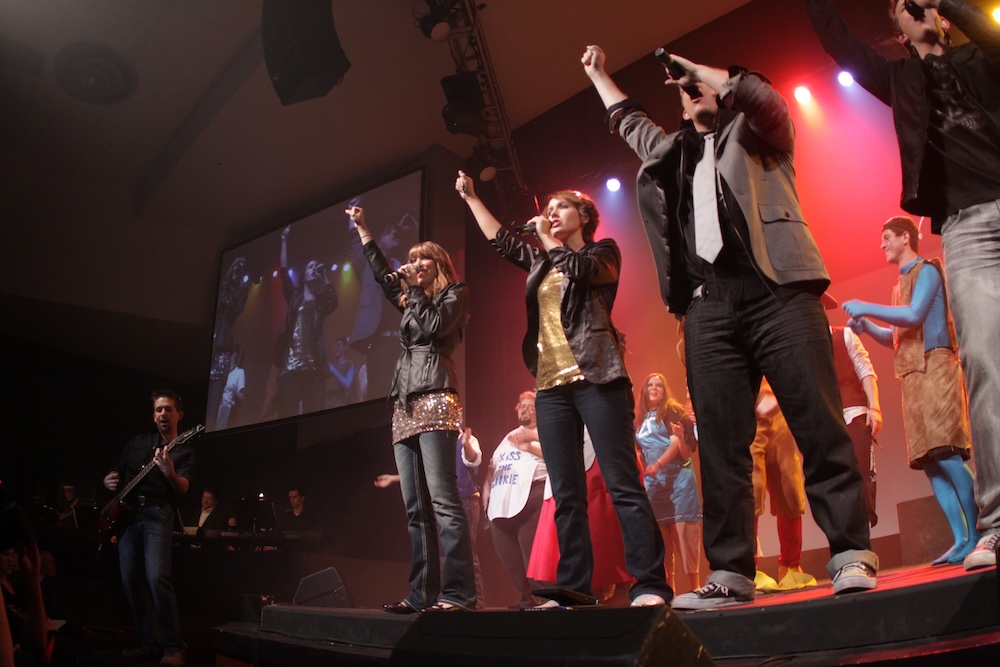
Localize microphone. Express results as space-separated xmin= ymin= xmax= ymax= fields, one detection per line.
xmin=902 ymin=1 xmax=925 ymax=20
xmin=653 ymin=48 xmax=702 ymax=99
xmin=383 ymin=263 xmax=417 ymax=284
xmin=513 ymin=221 xmax=536 ymax=236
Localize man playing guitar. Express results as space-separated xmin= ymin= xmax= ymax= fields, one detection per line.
xmin=103 ymin=389 xmax=195 ymax=667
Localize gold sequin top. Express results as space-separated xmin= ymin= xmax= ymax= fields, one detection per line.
xmin=392 ymin=390 xmax=463 ymax=443
xmin=535 ymin=268 xmax=585 ymax=390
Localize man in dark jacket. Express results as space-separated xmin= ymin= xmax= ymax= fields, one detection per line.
xmin=804 ymin=0 xmax=1000 ymax=571
xmin=583 ymin=45 xmax=876 ymax=609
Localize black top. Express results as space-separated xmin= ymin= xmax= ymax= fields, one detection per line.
xmin=112 ymin=432 xmax=196 ymax=508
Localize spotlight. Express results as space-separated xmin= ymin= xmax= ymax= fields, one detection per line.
xmin=242 ymin=274 xmax=250 ymax=284
xmin=329 ymin=263 xmax=339 ymax=272
xmin=994 ymin=8 xmax=1000 ymax=23
xmin=419 ymin=15 xmax=452 ymax=42
xmin=468 ymin=143 xmax=505 ymax=182
xmin=794 ymin=86 xmax=812 ymax=103
xmin=606 ymin=178 xmax=621 ymax=192
xmin=418 ymin=1 xmax=460 ymax=42
xmin=272 ymin=269 xmax=279 ymax=278
xmin=441 ymin=72 xmax=487 ymax=136
xmin=837 ymin=71 xmax=854 ymax=87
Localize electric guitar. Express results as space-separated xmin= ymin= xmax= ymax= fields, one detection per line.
xmin=96 ymin=424 xmax=204 ymax=542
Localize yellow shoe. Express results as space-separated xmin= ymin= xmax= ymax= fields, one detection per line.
xmin=754 ymin=570 xmax=780 ymax=593
xmin=776 ymin=570 xmax=817 ymax=590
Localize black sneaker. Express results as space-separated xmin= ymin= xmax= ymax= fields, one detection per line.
xmin=671 ymin=582 xmax=753 ymax=610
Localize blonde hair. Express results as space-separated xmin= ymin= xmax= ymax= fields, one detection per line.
xmin=398 ymin=241 xmax=459 ymax=307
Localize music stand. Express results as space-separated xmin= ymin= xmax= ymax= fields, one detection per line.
xmin=232 ymin=498 xmax=278 ymax=533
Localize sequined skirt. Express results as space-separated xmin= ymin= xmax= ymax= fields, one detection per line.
xmin=392 ymin=390 xmax=463 ymax=443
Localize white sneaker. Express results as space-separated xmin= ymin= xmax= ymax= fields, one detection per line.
xmin=630 ymin=593 xmax=666 ymax=607
xmin=832 ymin=561 xmax=876 ymax=594
xmin=963 ymin=533 xmax=999 ymax=571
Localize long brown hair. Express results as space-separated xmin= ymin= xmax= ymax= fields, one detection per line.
xmin=398 ymin=241 xmax=459 ymax=307
xmin=635 ymin=373 xmax=685 ymax=430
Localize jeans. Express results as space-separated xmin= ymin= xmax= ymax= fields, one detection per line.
xmin=394 ymin=429 xmax=476 ymax=609
xmin=534 ymin=378 xmax=671 ymax=601
xmin=118 ymin=506 xmax=185 ymax=653
xmin=683 ymin=277 xmax=875 ymax=592
xmin=491 ymin=480 xmax=544 ymax=605
xmin=460 ymin=496 xmax=485 ymax=609
xmin=942 ymin=198 xmax=1000 ymax=537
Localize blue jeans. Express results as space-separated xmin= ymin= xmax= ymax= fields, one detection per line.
xmin=684 ymin=278 xmax=875 ymax=593
xmin=118 ymin=506 xmax=185 ymax=653
xmin=394 ymin=429 xmax=476 ymax=609
xmin=942 ymin=198 xmax=1000 ymax=537
xmin=534 ymin=378 xmax=671 ymax=601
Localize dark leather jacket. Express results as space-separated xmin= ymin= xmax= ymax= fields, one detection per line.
xmin=805 ymin=0 xmax=1000 ymax=229
xmin=491 ymin=228 xmax=629 ymax=386
xmin=363 ymin=240 xmax=468 ymax=405
xmin=271 ymin=270 xmax=338 ymax=369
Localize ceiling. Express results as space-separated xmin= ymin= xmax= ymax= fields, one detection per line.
xmin=0 ymin=0 xmax=752 ymax=382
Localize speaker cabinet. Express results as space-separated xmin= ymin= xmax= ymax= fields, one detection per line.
xmin=292 ymin=567 xmax=351 ymax=608
xmin=261 ymin=0 xmax=350 ymax=105
xmin=389 ymin=606 xmax=715 ymax=666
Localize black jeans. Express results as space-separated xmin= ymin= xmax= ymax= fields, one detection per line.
xmin=535 ymin=378 xmax=671 ymax=601
xmin=684 ymin=277 xmax=873 ymax=584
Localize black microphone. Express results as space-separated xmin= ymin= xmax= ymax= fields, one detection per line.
xmin=654 ymin=48 xmax=702 ymax=99
xmin=902 ymin=1 xmax=925 ymax=20
xmin=383 ymin=263 xmax=417 ymax=284
xmin=513 ymin=221 xmax=536 ymax=236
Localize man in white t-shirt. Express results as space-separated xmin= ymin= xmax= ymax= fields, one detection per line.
xmin=483 ymin=391 xmax=548 ymax=609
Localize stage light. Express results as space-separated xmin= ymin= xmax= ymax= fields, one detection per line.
xmin=242 ymin=274 xmax=250 ymax=284
xmin=468 ymin=143 xmax=505 ymax=182
xmin=993 ymin=7 xmax=1000 ymax=23
xmin=272 ymin=269 xmax=279 ymax=278
xmin=606 ymin=178 xmax=621 ymax=192
xmin=329 ymin=263 xmax=339 ymax=272
xmin=794 ymin=86 xmax=812 ymax=104
xmin=343 ymin=263 xmax=351 ymax=273
xmin=418 ymin=0 xmax=459 ymax=42
xmin=838 ymin=71 xmax=854 ymax=87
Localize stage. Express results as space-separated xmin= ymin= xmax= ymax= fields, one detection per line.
xmin=212 ymin=561 xmax=1000 ymax=666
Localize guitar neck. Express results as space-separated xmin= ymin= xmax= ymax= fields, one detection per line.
xmin=112 ymin=425 xmax=203 ymax=504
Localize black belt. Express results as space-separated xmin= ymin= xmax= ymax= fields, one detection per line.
xmin=136 ymin=495 xmax=171 ymax=509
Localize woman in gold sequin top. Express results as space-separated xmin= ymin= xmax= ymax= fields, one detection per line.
xmin=347 ymin=205 xmax=476 ymax=613
xmin=456 ymin=171 xmax=672 ymax=608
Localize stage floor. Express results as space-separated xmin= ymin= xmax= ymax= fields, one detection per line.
xmin=213 ymin=562 xmax=1000 ymax=666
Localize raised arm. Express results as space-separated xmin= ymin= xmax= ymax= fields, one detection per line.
xmin=455 ymin=170 xmax=503 ymax=241
xmin=802 ymin=0 xmax=894 ymax=104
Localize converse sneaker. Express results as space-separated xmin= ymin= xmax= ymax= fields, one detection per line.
xmin=832 ymin=561 xmax=876 ymax=594
xmin=630 ymin=593 xmax=667 ymax=607
xmin=671 ymin=582 xmax=753 ymax=610
xmin=963 ymin=533 xmax=999 ymax=571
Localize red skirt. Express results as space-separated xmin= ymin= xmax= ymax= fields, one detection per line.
xmin=526 ymin=460 xmax=631 ymax=589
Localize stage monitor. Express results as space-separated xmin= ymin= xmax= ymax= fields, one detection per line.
xmin=206 ymin=169 xmax=423 ymax=432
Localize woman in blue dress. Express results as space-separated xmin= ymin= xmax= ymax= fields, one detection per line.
xmin=635 ymin=373 xmax=703 ymax=590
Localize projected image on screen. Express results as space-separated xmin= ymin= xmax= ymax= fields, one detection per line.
xmin=206 ymin=169 xmax=423 ymax=432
